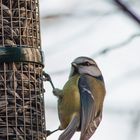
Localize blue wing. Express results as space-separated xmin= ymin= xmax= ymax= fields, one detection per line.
xmin=78 ymin=75 xmax=95 ymax=138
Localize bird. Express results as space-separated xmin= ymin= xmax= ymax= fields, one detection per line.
xmin=46 ymin=56 xmax=106 ymax=140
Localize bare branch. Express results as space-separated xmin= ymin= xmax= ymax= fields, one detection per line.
xmin=92 ymin=33 xmax=140 ymax=58
xmin=42 ymin=9 xmax=118 ymax=19
xmin=48 ymin=33 xmax=140 ymax=76
xmin=114 ymin=0 xmax=140 ymax=25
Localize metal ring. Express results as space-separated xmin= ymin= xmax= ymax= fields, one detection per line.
xmin=0 ymin=46 xmax=44 ymax=66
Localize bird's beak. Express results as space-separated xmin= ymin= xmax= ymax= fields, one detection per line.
xmin=69 ymin=62 xmax=78 ymax=77
xmin=71 ymin=62 xmax=78 ymax=68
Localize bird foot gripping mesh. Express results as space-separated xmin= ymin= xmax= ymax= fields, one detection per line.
xmin=0 ymin=0 xmax=46 ymax=140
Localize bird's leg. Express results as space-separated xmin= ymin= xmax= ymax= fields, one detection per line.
xmin=45 ymin=128 xmax=60 ymax=137
xmin=53 ymin=88 xmax=63 ymax=98
xmin=42 ymin=71 xmax=55 ymax=90
xmin=42 ymin=72 xmax=63 ymax=97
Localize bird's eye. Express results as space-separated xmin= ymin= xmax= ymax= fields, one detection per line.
xmin=85 ymin=62 xmax=90 ymax=66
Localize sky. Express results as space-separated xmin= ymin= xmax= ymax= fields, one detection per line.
xmin=39 ymin=0 xmax=140 ymax=139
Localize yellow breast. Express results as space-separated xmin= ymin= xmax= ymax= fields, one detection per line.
xmin=58 ymin=75 xmax=80 ymax=129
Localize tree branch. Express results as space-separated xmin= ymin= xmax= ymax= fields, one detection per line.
xmin=42 ymin=9 xmax=118 ymax=19
xmin=92 ymin=33 xmax=140 ymax=58
xmin=48 ymin=33 xmax=140 ymax=75
xmin=114 ymin=0 xmax=140 ymax=25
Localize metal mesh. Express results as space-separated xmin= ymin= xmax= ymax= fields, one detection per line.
xmin=0 ymin=0 xmax=41 ymax=48
xmin=0 ymin=0 xmax=46 ymax=139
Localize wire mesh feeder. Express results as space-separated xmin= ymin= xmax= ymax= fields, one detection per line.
xmin=0 ymin=0 xmax=46 ymax=140
xmin=0 ymin=0 xmax=40 ymax=47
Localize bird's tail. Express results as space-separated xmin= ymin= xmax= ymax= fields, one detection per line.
xmin=58 ymin=114 xmax=80 ymax=140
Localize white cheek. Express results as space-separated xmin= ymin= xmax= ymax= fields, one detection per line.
xmin=79 ymin=66 xmax=101 ymax=77
xmin=91 ymin=67 xmax=101 ymax=76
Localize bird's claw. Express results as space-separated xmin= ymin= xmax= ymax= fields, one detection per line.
xmin=45 ymin=128 xmax=60 ymax=137
xmin=45 ymin=130 xmax=52 ymax=137
xmin=42 ymin=71 xmax=52 ymax=81
xmin=41 ymin=71 xmax=55 ymax=90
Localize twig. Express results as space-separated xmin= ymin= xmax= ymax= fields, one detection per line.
xmin=43 ymin=9 xmax=118 ymax=19
xmin=114 ymin=0 xmax=140 ymax=25
xmin=92 ymin=33 xmax=140 ymax=58
xmin=48 ymin=33 xmax=140 ymax=76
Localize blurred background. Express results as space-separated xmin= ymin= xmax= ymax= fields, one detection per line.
xmin=40 ymin=0 xmax=140 ymax=139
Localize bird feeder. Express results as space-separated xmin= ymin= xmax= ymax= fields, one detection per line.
xmin=0 ymin=0 xmax=46 ymax=139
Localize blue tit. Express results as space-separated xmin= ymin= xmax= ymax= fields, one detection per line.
xmin=47 ymin=56 xmax=106 ymax=140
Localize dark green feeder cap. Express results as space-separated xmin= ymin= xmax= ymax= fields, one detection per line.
xmin=0 ymin=46 xmax=44 ymax=66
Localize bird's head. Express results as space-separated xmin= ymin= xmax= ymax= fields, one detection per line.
xmin=69 ymin=56 xmax=102 ymax=78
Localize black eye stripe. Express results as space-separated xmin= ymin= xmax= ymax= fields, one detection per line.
xmin=77 ymin=62 xmax=96 ymax=66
